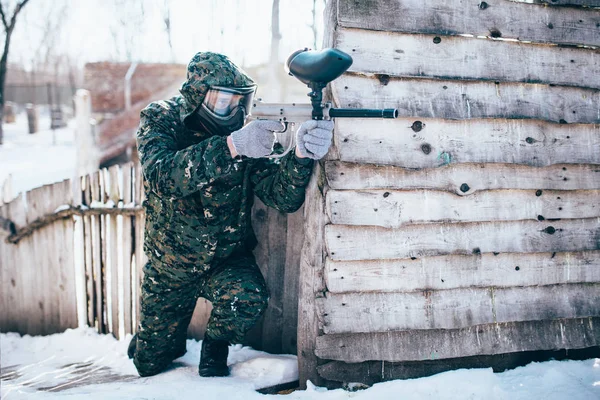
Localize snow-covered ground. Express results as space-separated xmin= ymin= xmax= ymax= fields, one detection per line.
xmin=1 ymin=328 xmax=599 ymax=399
xmin=0 ymin=110 xmax=77 ymax=199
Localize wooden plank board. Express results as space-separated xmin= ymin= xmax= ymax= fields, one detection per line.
xmin=325 ymin=251 xmax=600 ymax=293
xmin=0 ymin=195 xmax=26 ymax=333
xmin=326 ymin=218 xmax=600 ymax=261
xmin=108 ymin=166 xmax=120 ymax=338
xmin=248 ymin=198 xmax=288 ymax=353
xmin=325 ymin=161 xmax=600 ymax=194
xmin=297 ymin=163 xmax=329 ymax=389
xmin=133 ymin=163 xmax=146 ymax=331
xmin=281 ymin=207 xmax=305 ymax=354
xmin=331 ymin=74 xmax=600 ymax=124
xmin=327 ymin=189 xmax=600 ymax=228
xmin=317 ymin=283 xmax=600 ymax=333
xmin=336 ymin=28 xmax=600 ymax=89
xmin=337 ymin=0 xmax=600 ymax=47
xmin=333 ymin=118 xmax=600 ymax=168
xmin=121 ymin=163 xmax=133 ymax=335
xmin=83 ymin=175 xmax=95 ymax=328
xmin=315 ymin=317 xmax=600 ymax=362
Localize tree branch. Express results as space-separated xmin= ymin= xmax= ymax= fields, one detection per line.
xmin=0 ymin=3 xmax=8 ymax=30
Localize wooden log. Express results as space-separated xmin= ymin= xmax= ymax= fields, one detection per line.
xmin=297 ymin=163 xmax=329 ymax=389
xmin=325 ymin=161 xmax=600 ymax=194
xmin=315 ymin=317 xmax=600 ymax=363
xmin=336 ymin=28 xmax=600 ymax=89
xmin=317 ymin=283 xmax=600 ymax=334
xmin=325 ymin=251 xmax=600 ymax=293
xmin=337 ymin=0 xmax=600 ymax=47
xmin=317 ymin=345 xmax=600 ymax=385
xmin=326 ymin=218 xmax=600 ymax=261
xmin=333 ymin=118 xmax=600 ymax=168
xmin=327 ymin=189 xmax=600 ymax=228
xmin=536 ymin=0 xmax=600 ymax=6
xmin=331 ymin=74 xmax=600 ymax=124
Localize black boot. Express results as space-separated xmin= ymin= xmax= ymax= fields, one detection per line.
xmin=198 ymin=337 xmax=230 ymax=377
xmin=128 ymin=333 xmax=186 ymax=360
xmin=128 ymin=334 xmax=137 ymax=359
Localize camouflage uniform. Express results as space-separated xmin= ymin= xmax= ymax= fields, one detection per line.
xmin=132 ymin=52 xmax=313 ymax=377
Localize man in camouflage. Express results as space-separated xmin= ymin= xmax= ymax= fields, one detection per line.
xmin=128 ymin=52 xmax=334 ymax=378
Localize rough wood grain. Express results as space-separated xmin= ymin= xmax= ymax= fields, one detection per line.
xmin=325 ymin=161 xmax=600 ymax=194
xmin=337 ymin=0 xmax=600 ymax=47
xmin=317 ymin=345 xmax=600 ymax=385
xmin=315 ymin=317 xmax=600 ymax=362
xmin=535 ymin=0 xmax=600 ymax=6
xmin=327 ymin=189 xmax=600 ymax=228
xmin=326 ymin=218 xmax=600 ymax=261
xmin=121 ymin=163 xmax=133 ymax=335
xmin=333 ymin=118 xmax=600 ymax=168
xmin=331 ymin=74 xmax=600 ymax=124
xmin=317 ymin=283 xmax=600 ymax=333
xmin=336 ymin=28 xmax=600 ymax=89
xmin=282 ymin=207 xmax=305 ymax=354
xmin=325 ymin=251 xmax=600 ymax=293
xmin=297 ymin=163 xmax=329 ymax=389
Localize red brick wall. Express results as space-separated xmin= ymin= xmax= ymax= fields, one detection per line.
xmin=83 ymin=62 xmax=186 ymax=113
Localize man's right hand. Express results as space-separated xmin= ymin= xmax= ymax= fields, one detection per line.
xmin=229 ymin=120 xmax=284 ymax=158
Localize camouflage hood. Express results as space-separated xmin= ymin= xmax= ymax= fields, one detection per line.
xmin=179 ymin=52 xmax=255 ymax=125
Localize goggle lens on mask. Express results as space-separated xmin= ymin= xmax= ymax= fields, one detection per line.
xmin=202 ymin=86 xmax=256 ymax=118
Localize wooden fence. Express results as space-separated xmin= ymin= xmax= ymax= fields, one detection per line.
xmin=0 ymin=161 xmax=304 ymax=356
xmin=0 ymin=163 xmax=146 ymax=339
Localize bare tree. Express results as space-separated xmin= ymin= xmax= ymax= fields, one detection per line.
xmin=161 ymin=0 xmax=174 ymax=62
xmin=111 ymin=0 xmax=145 ymax=61
xmin=0 ymin=0 xmax=30 ymax=145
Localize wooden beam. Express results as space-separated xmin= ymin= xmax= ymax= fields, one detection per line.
xmin=332 ymin=74 xmax=600 ymax=124
xmin=333 ymin=118 xmax=600 ymax=168
xmin=317 ymin=283 xmax=600 ymax=333
xmin=325 ymin=162 xmax=600 ymax=194
xmin=325 ymin=251 xmax=600 ymax=293
xmin=337 ymin=0 xmax=600 ymax=47
xmin=336 ymin=28 xmax=600 ymax=89
xmin=326 ymin=218 xmax=600 ymax=261
xmin=315 ymin=317 xmax=600 ymax=362
xmin=327 ymin=189 xmax=600 ymax=228
xmin=297 ymin=163 xmax=329 ymax=389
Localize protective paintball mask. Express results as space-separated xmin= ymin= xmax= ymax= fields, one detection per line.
xmin=194 ymin=85 xmax=257 ymax=136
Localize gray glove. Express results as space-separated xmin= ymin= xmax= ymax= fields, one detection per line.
xmin=296 ymin=119 xmax=334 ymax=160
xmin=230 ymin=120 xmax=284 ymax=158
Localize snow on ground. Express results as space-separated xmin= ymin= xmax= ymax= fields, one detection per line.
xmin=0 ymin=110 xmax=77 ymax=199
xmin=1 ymin=328 xmax=599 ymax=400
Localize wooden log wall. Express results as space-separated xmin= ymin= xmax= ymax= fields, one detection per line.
xmin=297 ymin=0 xmax=600 ymax=388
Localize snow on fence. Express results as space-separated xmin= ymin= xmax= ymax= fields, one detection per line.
xmin=0 ymin=162 xmax=147 ymax=340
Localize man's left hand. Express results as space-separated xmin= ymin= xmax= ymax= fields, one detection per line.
xmin=295 ymin=120 xmax=334 ymax=160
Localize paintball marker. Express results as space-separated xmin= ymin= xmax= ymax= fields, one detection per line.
xmin=249 ymin=48 xmax=398 ymax=158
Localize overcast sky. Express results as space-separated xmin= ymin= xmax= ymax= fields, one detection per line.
xmin=7 ymin=0 xmax=326 ymax=69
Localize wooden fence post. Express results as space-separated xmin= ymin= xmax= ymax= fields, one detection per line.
xmin=74 ymin=89 xmax=99 ymax=176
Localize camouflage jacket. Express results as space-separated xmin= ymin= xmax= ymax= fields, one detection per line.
xmin=136 ymin=95 xmax=314 ymax=268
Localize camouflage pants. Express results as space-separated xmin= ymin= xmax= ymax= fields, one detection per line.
xmin=132 ymin=252 xmax=269 ymax=377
